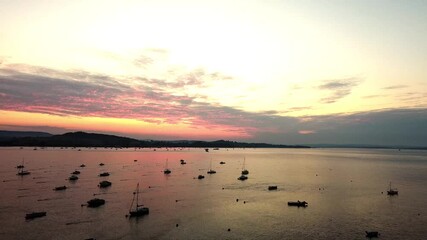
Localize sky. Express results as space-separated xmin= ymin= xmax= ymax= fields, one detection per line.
xmin=1 ymin=0 xmax=426 ymax=146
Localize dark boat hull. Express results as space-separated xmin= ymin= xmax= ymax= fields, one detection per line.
xmin=98 ymin=181 xmax=112 ymax=188
xmin=366 ymin=231 xmax=380 ymax=238
xmin=238 ymin=175 xmax=248 ymax=181
xmin=387 ymin=190 xmax=398 ymax=195
xmin=288 ymin=201 xmax=308 ymax=207
xmin=87 ymin=198 xmax=105 ymax=208
xmin=129 ymin=208 xmax=149 ymax=217
xmin=17 ymin=171 xmax=30 ymax=176
xmin=54 ymin=186 xmax=67 ymax=191
xmin=25 ymin=212 xmax=46 ymax=219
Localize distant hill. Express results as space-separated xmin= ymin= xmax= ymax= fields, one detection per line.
xmin=308 ymin=143 xmax=427 ymax=150
xmin=0 ymin=130 xmax=52 ymax=143
xmin=0 ymin=130 xmax=52 ymax=138
xmin=0 ymin=130 xmax=309 ymax=148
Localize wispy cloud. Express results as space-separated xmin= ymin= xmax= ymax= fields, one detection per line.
xmin=132 ymin=48 xmax=170 ymax=68
xmin=362 ymin=94 xmax=387 ymax=99
xmin=317 ymin=78 xmax=362 ymax=103
xmin=383 ymin=85 xmax=408 ymax=90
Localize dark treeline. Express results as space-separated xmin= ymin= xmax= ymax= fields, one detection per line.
xmin=0 ymin=131 xmax=310 ymax=149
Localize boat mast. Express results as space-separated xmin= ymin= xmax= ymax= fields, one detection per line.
xmin=136 ymin=183 xmax=139 ymax=210
xmin=129 ymin=184 xmax=137 ymax=212
xmin=21 ymin=157 xmax=25 ymax=173
xmin=243 ymin=157 xmax=246 ymax=170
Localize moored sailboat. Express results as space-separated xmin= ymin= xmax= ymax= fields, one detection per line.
xmin=241 ymin=157 xmax=249 ymax=175
xmin=164 ymin=159 xmax=171 ymax=174
xmin=16 ymin=158 xmax=30 ymax=176
xmin=387 ymin=182 xmax=398 ymax=195
xmin=128 ymin=183 xmax=149 ymax=217
xmin=207 ymin=159 xmax=216 ymax=174
xmin=17 ymin=167 xmax=30 ymax=176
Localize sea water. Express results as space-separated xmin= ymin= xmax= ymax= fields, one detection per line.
xmin=0 ymin=147 xmax=426 ymax=239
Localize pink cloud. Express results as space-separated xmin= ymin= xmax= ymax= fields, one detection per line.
xmin=298 ymin=130 xmax=316 ymax=135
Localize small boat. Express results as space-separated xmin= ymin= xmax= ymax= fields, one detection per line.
xmin=213 ymin=148 xmax=219 ymax=150
xmin=17 ymin=168 xmax=30 ymax=176
xmin=238 ymin=175 xmax=248 ymax=181
xmin=220 ymin=161 xmax=226 ymax=164
xmin=205 ymin=148 xmax=209 ymax=152
xmin=80 ymin=164 xmax=86 ymax=167
xmin=387 ymin=182 xmax=398 ymax=196
xmin=54 ymin=185 xmax=67 ymax=191
xmin=25 ymin=211 xmax=46 ymax=219
xmin=99 ymin=172 xmax=110 ymax=177
xmin=365 ymin=231 xmax=380 ymax=238
xmin=198 ymin=175 xmax=205 ymax=179
xmin=16 ymin=158 xmax=30 ymax=175
xmin=207 ymin=159 xmax=216 ymax=174
xmin=69 ymin=175 xmax=79 ymax=181
xmin=98 ymin=180 xmax=112 ymax=188
xmin=71 ymin=170 xmax=81 ymax=175
xmin=99 ymin=163 xmax=105 ymax=166
xmin=128 ymin=183 xmax=149 ymax=217
xmin=180 ymin=159 xmax=187 ymax=165
xmin=134 ymin=159 xmax=138 ymax=162
xmin=164 ymin=159 xmax=171 ymax=174
xmin=87 ymin=198 xmax=105 ymax=208
xmin=268 ymin=186 xmax=278 ymax=190
xmin=241 ymin=157 xmax=249 ymax=175
xmin=288 ymin=201 xmax=308 ymax=207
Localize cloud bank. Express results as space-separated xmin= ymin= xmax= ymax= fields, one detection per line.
xmin=1 ymin=64 xmax=427 ymax=146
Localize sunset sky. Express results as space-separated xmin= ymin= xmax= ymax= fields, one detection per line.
xmin=1 ymin=0 xmax=426 ymax=146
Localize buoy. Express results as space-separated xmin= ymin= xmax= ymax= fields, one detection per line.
xmin=243 ymin=201 xmax=246 ymax=204
xmin=236 ymin=199 xmax=239 ymax=202
xmin=176 ymin=224 xmax=179 ymax=227
xmin=228 ymin=228 xmax=231 ymax=232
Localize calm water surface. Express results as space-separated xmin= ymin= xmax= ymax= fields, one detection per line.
xmin=0 ymin=147 xmax=426 ymax=239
